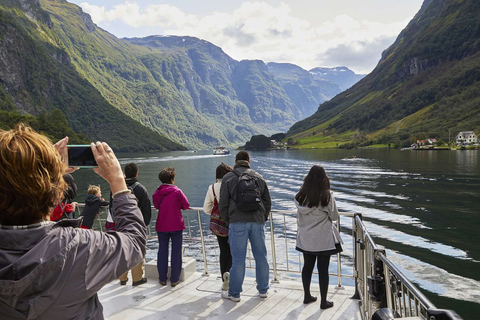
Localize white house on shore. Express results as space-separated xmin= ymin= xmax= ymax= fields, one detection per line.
xmin=455 ymin=131 xmax=478 ymax=146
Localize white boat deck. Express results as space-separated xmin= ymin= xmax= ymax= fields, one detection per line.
xmin=99 ymin=272 xmax=361 ymax=320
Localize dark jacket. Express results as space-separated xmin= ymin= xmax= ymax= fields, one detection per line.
xmin=126 ymin=178 xmax=152 ymax=225
xmin=108 ymin=178 xmax=152 ymax=226
xmin=80 ymin=194 xmax=109 ymax=228
xmin=0 ymin=193 xmax=146 ymax=320
xmin=219 ymin=160 xmax=271 ymax=224
xmin=62 ymin=173 xmax=77 ymax=202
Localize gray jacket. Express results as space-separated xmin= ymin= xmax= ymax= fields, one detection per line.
xmin=219 ymin=161 xmax=271 ymax=224
xmin=0 ymin=193 xmax=146 ymax=320
xmin=295 ymin=192 xmax=342 ymax=252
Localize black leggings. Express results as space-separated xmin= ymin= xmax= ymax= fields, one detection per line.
xmin=302 ymin=253 xmax=331 ymax=302
xmin=217 ymin=235 xmax=232 ymax=279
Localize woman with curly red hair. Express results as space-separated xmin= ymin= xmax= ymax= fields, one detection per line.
xmin=0 ymin=124 xmax=146 ymax=319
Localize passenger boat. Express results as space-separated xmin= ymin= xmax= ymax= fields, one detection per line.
xmin=81 ymin=205 xmax=462 ymax=320
xmin=213 ymin=147 xmax=230 ymax=155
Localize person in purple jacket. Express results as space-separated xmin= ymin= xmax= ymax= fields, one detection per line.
xmin=152 ymin=167 xmax=190 ymax=287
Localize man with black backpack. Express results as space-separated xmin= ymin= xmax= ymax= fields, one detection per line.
xmin=115 ymin=163 xmax=152 ymax=286
xmin=219 ymin=151 xmax=271 ymax=302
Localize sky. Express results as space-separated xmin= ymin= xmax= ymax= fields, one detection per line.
xmin=69 ymin=0 xmax=424 ymax=74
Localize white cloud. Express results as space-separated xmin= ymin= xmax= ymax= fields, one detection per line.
xmin=79 ymin=1 xmax=409 ymax=74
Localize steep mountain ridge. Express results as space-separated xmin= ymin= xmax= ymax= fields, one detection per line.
xmin=266 ymin=63 xmax=346 ymax=118
xmin=0 ymin=0 xmax=364 ymax=149
xmin=308 ymin=66 xmax=365 ymax=91
xmin=0 ymin=0 xmax=185 ymax=151
xmin=288 ymin=0 xmax=480 ymax=147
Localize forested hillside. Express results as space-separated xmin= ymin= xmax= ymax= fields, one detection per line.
xmin=288 ymin=0 xmax=480 ymax=148
xmin=0 ymin=0 xmax=185 ymax=151
xmin=0 ymin=0 xmax=363 ymax=150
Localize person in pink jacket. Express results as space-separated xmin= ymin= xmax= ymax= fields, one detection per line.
xmin=152 ymin=167 xmax=190 ymax=287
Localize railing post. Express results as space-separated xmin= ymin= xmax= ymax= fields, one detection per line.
xmin=269 ymin=211 xmax=279 ymax=283
xmin=336 ymin=214 xmax=342 ymax=287
xmin=367 ymin=248 xmax=387 ymax=316
xmin=196 ymin=209 xmax=209 ymax=276
xmin=351 ymin=213 xmax=362 ymax=300
xmin=384 ymin=264 xmax=393 ymax=310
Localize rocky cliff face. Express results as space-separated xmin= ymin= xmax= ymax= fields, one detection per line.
xmin=288 ymin=0 xmax=480 ymax=146
xmin=309 ymin=66 xmax=364 ymax=91
xmin=267 ymin=63 xmax=348 ymax=118
xmin=0 ymin=0 xmax=185 ymax=152
xmin=0 ymin=0 xmax=364 ymax=149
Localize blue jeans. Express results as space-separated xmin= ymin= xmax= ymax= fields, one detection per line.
xmin=157 ymin=231 xmax=183 ymax=283
xmin=228 ymin=222 xmax=269 ymax=297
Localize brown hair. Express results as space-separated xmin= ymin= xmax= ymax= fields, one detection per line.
xmin=124 ymin=162 xmax=138 ymax=178
xmin=87 ymin=185 xmax=101 ymax=195
xmin=0 ymin=124 xmax=66 ymax=225
xmin=235 ymin=151 xmax=250 ymax=162
xmin=295 ymin=165 xmax=331 ymax=208
xmin=216 ymin=162 xmax=233 ymax=179
xmin=158 ymin=167 xmax=175 ymax=184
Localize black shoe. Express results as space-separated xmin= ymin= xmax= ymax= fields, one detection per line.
xmin=320 ymin=301 xmax=334 ymax=309
xmin=303 ymin=296 xmax=317 ymax=304
xmin=120 ymin=280 xmax=128 ymax=285
xmin=132 ymin=278 xmax=147 ymax=286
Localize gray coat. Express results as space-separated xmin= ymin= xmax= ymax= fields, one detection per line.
xmin=0 ymin=193 xmax=146 ymax=320
xmin=295 ymin=192 xmax=342 ymax=252
xmin=219 ymin=162 xmax=271 ymax=224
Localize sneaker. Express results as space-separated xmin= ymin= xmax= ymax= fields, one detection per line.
xmin=259 ymin=291 xmax=268 ymax=298
xmin=221 ymin=290 xmax=240 ymax=302
xmin=132 ymin=278 xmax=147 ymax=286
xmin=222 ymin=272 xmax=229 ymax=291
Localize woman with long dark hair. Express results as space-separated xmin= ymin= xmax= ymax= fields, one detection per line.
xmin=202 ymin=163 xmax=233 ymax=292
xmin=294 ymin=165 xmax=343 ymax=309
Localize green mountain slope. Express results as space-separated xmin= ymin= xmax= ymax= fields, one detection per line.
xmin=0 ymin=0 xmax=185 ymax=152
xmin=288 ymin=0 xmax=480 ymax=148
xmin=1 ymin=0 xmax=364 ymax=149
xmin=266 ymin=63 xmax=343 ymax=118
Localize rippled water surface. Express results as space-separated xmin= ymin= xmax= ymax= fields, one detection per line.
xmin=73 ymin=148 xmax=480 ymax=319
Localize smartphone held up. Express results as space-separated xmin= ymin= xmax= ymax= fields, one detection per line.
xmin=67 ymin=145 xmax=97 ymax=168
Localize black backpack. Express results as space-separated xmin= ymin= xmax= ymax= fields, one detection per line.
xmin=233 ymin=169 xmax=263 ymax=212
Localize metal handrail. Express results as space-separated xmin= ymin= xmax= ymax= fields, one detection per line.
xmin=353 ymin=214 xmax=437 ymax=320
xmin=73 ymin=203 xmax=461 ymax=319
xmin=76 ymin=203 xmax=353 ymax=285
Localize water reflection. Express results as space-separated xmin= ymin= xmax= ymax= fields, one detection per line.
xmin=72 ymin=148 xmax=480 ymax=317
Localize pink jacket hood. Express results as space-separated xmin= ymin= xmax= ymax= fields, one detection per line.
xmin=152 ymin=184 xmax=190 ymax=232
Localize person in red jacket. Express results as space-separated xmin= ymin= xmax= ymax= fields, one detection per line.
xmin=152 ymin=167 xmax=189 ymax=287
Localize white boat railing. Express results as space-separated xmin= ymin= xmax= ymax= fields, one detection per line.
xmin=74 ymin=204 xmax=462 ymax=320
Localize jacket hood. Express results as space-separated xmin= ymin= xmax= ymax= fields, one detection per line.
xmin=85 ymin=194 xmax=99 ymax=205
xmin=125 ymin=177 xmax=138 ymax=186
xmin=156 ymin=184 xmax=179 ymax=197
xmin=0 ymin=223 xmax=79 ymax=318
xmin=294 ymin=198 xmax=327 ymax=215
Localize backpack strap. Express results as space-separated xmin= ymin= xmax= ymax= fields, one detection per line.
xmin=212 ymin=184 xmax=217 ymax=199
xmin=233 ymin=168 xmax=255 ymax=176
xmin=130 ymin=182 xmax=140 ymax=191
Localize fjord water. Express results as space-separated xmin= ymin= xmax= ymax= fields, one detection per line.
xmin=73 ymin=149 xmax=480 ymax=319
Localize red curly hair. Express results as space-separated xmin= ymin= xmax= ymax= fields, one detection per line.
xmin=0 ymin=124 xmax=66 ymax=225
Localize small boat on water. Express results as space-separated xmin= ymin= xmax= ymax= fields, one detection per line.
xmin=213 ymin=147 xmax=230 ymax=155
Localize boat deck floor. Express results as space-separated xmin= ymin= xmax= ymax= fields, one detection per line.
xmin=99 ymin=272 xmax=361 ymax=319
